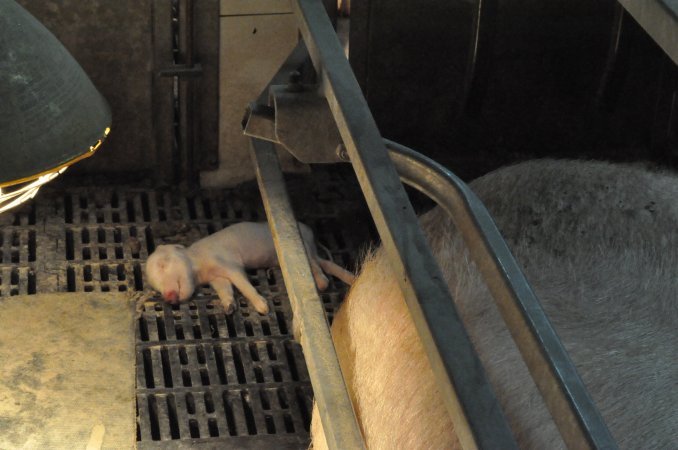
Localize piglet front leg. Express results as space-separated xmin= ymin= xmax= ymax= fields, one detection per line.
xmin=227 ymin=267 xmax=270 ymax=315
xmin=210 ymin=277 xmax=236 ymax=315
xmin=210 ymin=263 xmax=270 ymax=315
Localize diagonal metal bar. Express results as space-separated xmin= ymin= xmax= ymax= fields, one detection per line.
xmin=290 ymin=1 xmax=518 ymax=449
xmin=386 ymin=140 xmax=618 ymax=450
xmin=617 ymin=0 xmax=678 ymax=65
xmin=249 ymin=136 xmax=365 ymax=450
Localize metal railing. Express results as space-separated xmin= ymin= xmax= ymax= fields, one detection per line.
xmin=243 ymin=1 xmax=619 ymax=449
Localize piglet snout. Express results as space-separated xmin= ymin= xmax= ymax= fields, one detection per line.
xmin=163 ymin=290 xmax=179 ymax=303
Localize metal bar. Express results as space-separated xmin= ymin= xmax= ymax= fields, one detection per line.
xmin=248 ymin=137 xmax=365 ymax=450
xmin=151 ymin=0 xmax=175 ymax=185
xmin=386 ymin=139 xmax=618 ymax=450
xmin=177 ymin=0 xmax=197 ymax=187
xmin=290 ymin=1 xmax=517 ymax=449
xmin=617 ymin=0 xmax=678 ymax=65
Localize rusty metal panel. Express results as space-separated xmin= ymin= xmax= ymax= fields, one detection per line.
xmin=16 ymin=0 xmax=175 ymax=182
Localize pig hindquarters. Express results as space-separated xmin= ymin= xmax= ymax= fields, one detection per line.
xmin=311 ymin=159 xmax=678 ymax=450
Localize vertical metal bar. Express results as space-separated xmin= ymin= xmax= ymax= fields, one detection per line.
xmin=249 ymin=137 xmax=365 ymax=450
xmin=178 ymin=0 xmax=193 ymax=65
xmin=151 ymin=0 xmax=175 ymax=185
xmin=290 ymin=1 xmax=517 ymax=449
xmin=178 ymin=0 xmax=196 ymax=187
xmin=192 ymin=0 xmax=220 ymax=171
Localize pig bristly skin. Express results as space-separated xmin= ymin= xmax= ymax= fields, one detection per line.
xmin=145 ymin=222 xmax=355 ymax=314
xmin=311 ymin=159 xmax=678 ymax=450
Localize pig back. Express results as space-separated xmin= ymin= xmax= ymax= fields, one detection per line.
xmin=311 ymin=159 xmax=678 ymax=450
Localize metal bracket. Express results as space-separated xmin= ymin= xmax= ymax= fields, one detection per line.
xmin=243 ymin=84 xmax=344 ymax=163
xmin=242 ymin=103 xmax=276 ymax=143
xmin=158 ymin=63 xmax=203 ymax=78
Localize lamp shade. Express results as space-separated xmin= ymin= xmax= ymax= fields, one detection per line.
xmin=0 ymin=0 xmax=111 ymax=187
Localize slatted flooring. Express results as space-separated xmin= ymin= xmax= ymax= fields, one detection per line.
xmin=0 ymin=168 xmax=374 ymax=448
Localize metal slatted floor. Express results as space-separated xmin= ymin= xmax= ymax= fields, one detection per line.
xmin=0 ymin=167 xmax=374 ymax=449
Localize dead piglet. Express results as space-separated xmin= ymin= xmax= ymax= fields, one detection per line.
xmin=145 ymin=221 xmax=355 ymax=314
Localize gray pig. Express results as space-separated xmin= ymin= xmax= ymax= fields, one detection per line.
xmin=311 ymin=159 xmax=678 ymax=450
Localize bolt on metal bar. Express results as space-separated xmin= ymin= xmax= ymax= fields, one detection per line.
xmin=386 ymin=140 xmax=618 ymax=450
xmin=290 ymin=1 xmax=518 ymax=449
xmin=249 ymin=137 xmax=365 ymax=450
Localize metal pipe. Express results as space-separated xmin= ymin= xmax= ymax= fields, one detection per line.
xmin=291 ymin=1 xmax=518 ymax=448
xmin=386 ymin=139 xmax=618 ymax=450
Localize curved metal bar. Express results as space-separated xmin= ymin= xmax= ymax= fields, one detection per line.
xmin=386 ymin=139 xmax=618 ymax=450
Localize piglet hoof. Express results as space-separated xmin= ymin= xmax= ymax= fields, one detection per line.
xmin=240 ymin=292 xmax=270 ymax=315
xmin=255 ymin=303 xmax=270 ymax=316
xmin=316 ymin=275 xmax=329 ymax=292
xmin=222 ymin=301 xmax=236 ymax=315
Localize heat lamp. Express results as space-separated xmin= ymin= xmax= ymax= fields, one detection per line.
xmin=0 ymin=0 xmax=111 ymax=213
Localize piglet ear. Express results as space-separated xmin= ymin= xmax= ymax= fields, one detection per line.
xmin=173 ymin=244 xmax=186 ymax=249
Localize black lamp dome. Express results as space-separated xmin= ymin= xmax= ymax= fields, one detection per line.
xmin=0 ymin=0 xmax=111 ymax=188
